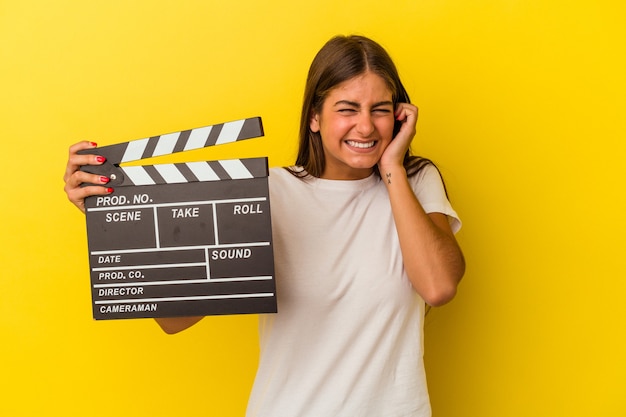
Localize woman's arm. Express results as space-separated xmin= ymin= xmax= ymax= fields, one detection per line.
xmin=155 ymin=317 xmax=205 ymax=334
xmin=383 ymin=165 xmax=465 ymax=306
xmin=379 ymin=104 xmax=465 ymax=306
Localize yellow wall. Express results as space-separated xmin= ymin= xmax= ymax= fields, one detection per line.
xmin=1 ymin=1 xmax=624 ymax=416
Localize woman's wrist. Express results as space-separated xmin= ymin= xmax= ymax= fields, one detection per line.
xmin=379 ymin=164 xmax=407 ymax=186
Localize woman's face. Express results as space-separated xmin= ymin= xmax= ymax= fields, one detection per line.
xmin=310 ymin=71 xmax=395 ymax=180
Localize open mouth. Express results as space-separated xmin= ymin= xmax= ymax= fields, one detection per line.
xmin=345 ymin=140 xmax=376 ymax=149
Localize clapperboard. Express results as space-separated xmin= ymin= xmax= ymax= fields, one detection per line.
xmin=78 ymin=117 xmax=276 ymax=320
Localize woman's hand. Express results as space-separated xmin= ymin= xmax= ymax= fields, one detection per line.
xmin=378 ymin=103 xmax=418 ymax=172
xmin=63 ymin=141 xmax=113 ymax=213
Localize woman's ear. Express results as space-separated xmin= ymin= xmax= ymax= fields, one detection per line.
xmin=309 ymin=112 xmax=320 ymax=133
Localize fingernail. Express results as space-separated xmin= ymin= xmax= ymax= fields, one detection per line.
xmin=100 ymin=176 xmax=110 ymax=183
xmin=96 ymin=156 xmax=106 ymax=163
xmin=106 ymin=187 xmax=114 ymax=193
xmin=90 ymin=142 xmax=98 ymax=147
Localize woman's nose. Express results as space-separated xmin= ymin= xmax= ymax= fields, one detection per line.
xmin=355 ymin=113 xmax=375 ymax=137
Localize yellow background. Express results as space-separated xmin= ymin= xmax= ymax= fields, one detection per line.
xmin=1 ymin=1 xmax=624 ymax=416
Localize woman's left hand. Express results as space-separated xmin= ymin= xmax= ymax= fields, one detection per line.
xmin=378 ymin=103 xmax=418 ymax=172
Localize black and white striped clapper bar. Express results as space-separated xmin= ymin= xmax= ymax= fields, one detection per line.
xmin=78 ymin=117 xmax=276 ymax=320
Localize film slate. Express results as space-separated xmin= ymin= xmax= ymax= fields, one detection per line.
xmin=78 ymin=117 xmax=276 ymax=320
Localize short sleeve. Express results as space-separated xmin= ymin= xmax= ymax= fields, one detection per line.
xmin=409 ymin=164 xmax=462 ymax=234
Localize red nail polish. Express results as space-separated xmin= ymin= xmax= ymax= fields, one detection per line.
xmin=90 ymin=142 xmax=98 ymax=147
xmin=106 ymin=187 xmax=114 ymax=193
xmin=96 ymin=156 xmax=106 ymax=163
xmin=100 ymin=176 xmax=110 ymax=183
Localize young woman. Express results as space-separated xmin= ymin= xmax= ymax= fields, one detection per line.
xmin=64 ymin=35 xmax=465 ymax=416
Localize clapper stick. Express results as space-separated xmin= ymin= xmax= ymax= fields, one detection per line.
xmin=79 ymin=116 xmax=276 ymax=320
xmin=79 ymin=116 xmax=265 ymax=186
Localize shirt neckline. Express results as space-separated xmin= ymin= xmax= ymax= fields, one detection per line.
xmin=301 ymin=169 xmax=380 ymax=192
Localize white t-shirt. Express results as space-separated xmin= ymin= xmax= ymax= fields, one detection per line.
xmin=246 ymin=165 xmax=461 ymax=417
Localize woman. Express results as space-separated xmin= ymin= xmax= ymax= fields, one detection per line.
xmin=64 ymin=35 xmax=465 ymax=416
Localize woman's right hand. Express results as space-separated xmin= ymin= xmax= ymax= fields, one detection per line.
xmin=63 ymin=141 xmax=113 ymax=213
